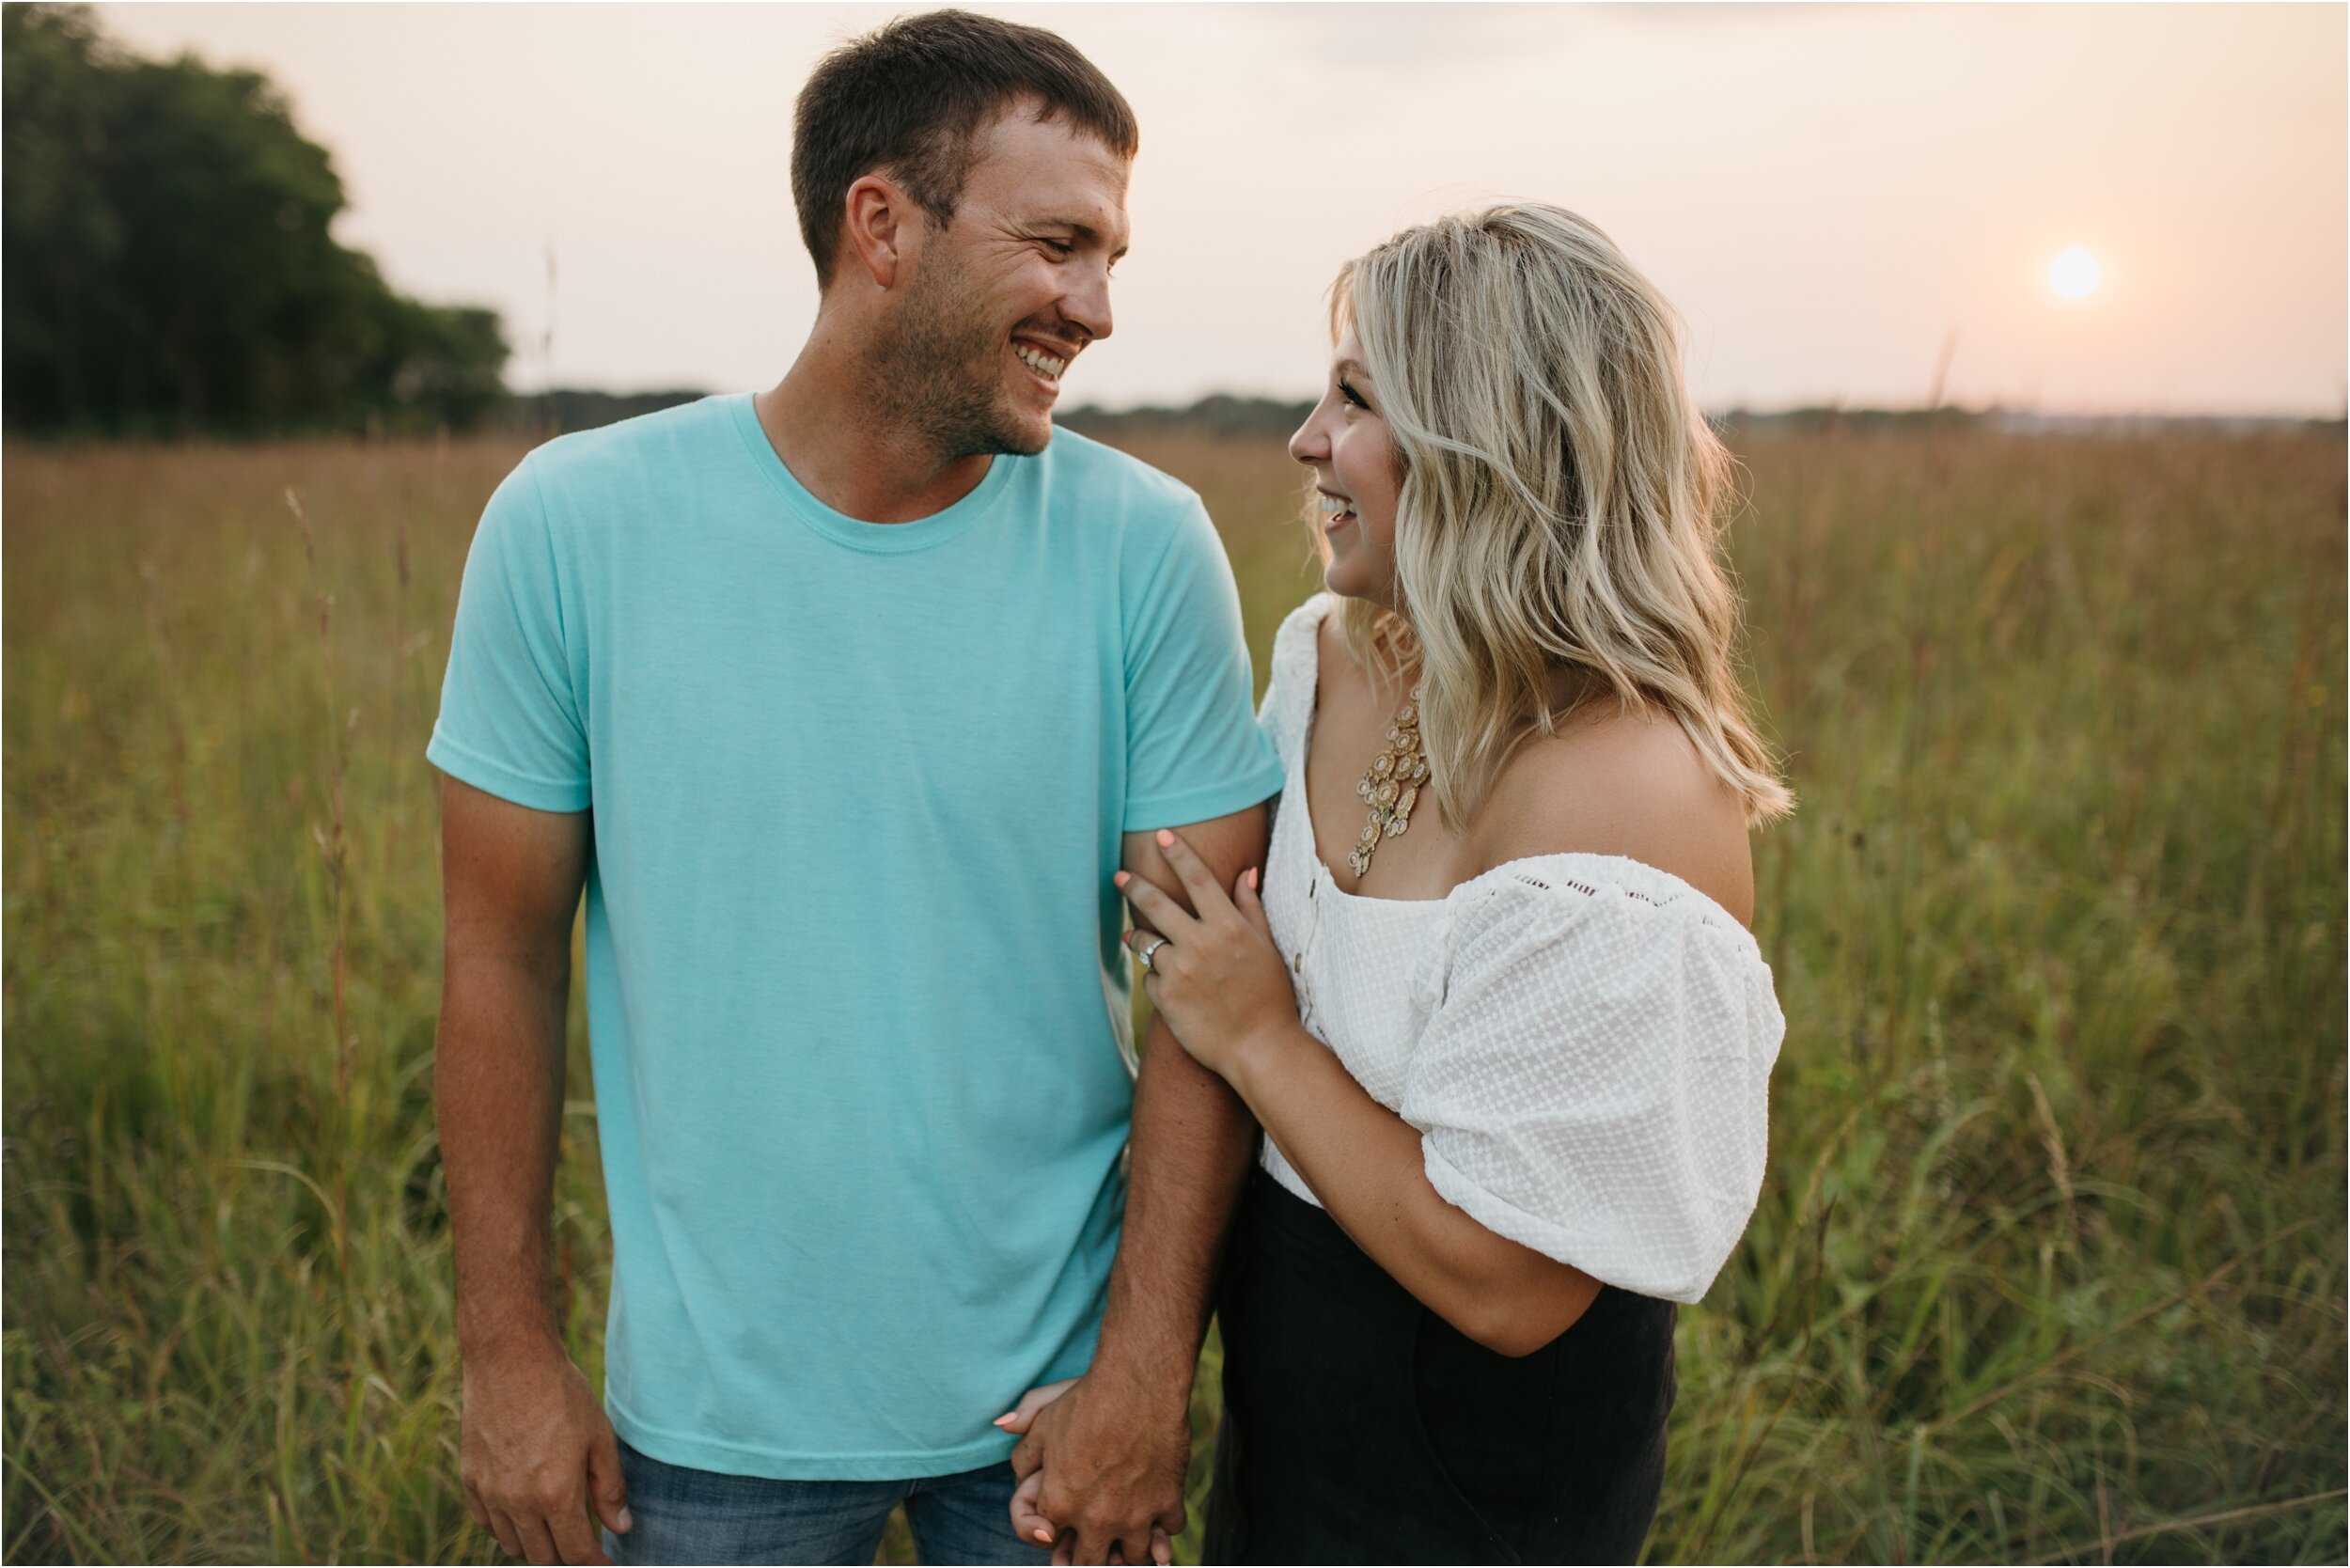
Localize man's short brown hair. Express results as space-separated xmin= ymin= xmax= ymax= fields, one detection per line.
xmin=791 ymin=9 xmax=1139 ymax=288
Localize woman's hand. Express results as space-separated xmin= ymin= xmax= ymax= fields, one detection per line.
xmin=996 ymin=1381 xmax=1171 ymax=1566
xmin=998 ymin=1381 xmax=1074 ymax=1554
xmin=1115 ymin=827 xmax=1298 ymax=1081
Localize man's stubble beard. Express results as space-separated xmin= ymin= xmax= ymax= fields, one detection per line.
xmin=863 ymin=247 xmax=1050 ymax=461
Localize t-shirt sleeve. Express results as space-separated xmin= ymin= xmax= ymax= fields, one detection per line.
xmin=1400 ymin=862 xmax=1785 ymax=1304
xmin=1120 ymin=497 xmax=1287 ymax=831
xmin=425 ymin=457 xmax=592 ymax=812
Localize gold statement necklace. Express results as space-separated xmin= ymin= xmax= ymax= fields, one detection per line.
xmin=1350 ymin=682 xmax=1430 ymax=878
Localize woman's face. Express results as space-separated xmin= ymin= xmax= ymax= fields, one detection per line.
xmin=1288 ymin=323 xmax=1402 ymax=608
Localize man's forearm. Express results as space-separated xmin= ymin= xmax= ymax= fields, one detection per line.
xmin=436 ymin=952 xmax=572 ymax=1358
xmin=1086 ymin=1010 xmax=1258 ymax=1403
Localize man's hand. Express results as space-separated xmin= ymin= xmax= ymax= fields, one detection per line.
xmin=1007 ymin=1368 xmax=1188 ymax=1566
xmin=999 ymin=1381 xmax=1172 ymax=1566
xmin=460 ymin=1340 xmax=631 ymax=1565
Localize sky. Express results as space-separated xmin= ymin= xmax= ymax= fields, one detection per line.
xmin=94 ymin=1 xmax=2349 ymax=416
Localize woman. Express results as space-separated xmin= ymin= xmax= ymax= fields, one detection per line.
xmin=1023 ymin=203 xmax=1789 ymax=1564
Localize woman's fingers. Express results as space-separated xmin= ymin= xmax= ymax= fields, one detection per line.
xmin=1152 ymin=1524 xmax=1174 ymax=1565
xmin=1112 ymin=870 xmax=1194 ymax=940
xmin=1008 ymin=1466 xmax=1057 ymax=1549
xmin=993 ymin=1377 xmax=1078 ymax=1436
xmin=1233 ymin=865 xmax=1272 ymax=938
xmin=1150 ymin=828 xmax=1230 ymax=913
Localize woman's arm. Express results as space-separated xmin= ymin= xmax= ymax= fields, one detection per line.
xmin=1230 ymin=1018 xmax=1599 ymax=1357
xmin=1117 ymin=830 xmax=1598 ymax=1358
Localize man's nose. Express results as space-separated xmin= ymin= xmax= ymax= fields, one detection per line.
xmin=1063 ymin=261 xmax=1114 ymax=344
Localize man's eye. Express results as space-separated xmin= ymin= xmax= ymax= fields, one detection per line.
xmin=1039 ymin=239 xmax=1073 ymax=257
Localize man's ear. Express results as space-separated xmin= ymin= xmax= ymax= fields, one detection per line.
xmin=841 ymin=174 xmax=911 ymax=290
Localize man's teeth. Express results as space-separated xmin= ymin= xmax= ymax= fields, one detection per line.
xmin=1014 ymin=344 xmax=1068 ymax=380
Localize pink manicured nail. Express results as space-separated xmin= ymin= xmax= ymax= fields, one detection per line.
xmin=1033 ymin=1528 xmax=1055 ymax=1544
xmin=1248 ymin=868 xmax=1260 ymax=889
xmin=1113 ymin=871 xmax=1129 ymax=887
xmin=1156 ymin=829 xmax=1174 ymax=847
xmin=993 ymin=1413 xmax=1015 ymax=1427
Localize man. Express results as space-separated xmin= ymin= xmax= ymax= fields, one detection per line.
xmin=429 ymin=11 xmax=1280 ymax=1565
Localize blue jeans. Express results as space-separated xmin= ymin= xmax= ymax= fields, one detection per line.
xmin=603 ymin=1437 xmax=1050 ymax=1565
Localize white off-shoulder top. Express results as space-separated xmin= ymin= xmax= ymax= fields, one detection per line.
xmin=1254 ymin=594 xmax=1785 ymax=1305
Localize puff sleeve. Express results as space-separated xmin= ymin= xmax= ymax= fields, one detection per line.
xmin=1400 ymin=855 xmax=1784 ymax=1304
xmin=1254 ymin=592 xmax=1333 ymax=774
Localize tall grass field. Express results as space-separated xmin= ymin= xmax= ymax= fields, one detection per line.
xmin=4 ymin=422 xmax=2343 ymax=1563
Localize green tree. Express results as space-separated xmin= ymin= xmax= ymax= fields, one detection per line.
xmin=3 ymin=3 xmax=509 ymax=434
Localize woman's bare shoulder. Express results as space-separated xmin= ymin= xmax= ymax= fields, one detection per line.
xmin=1312 ymin=607 xmax=1381 ymax=708
xmin=1474 ymin=704 xmax=1755 ymax=924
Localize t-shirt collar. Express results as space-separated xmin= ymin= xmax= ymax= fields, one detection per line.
xmin=728 ymin=392 xmax=1018 ymax=555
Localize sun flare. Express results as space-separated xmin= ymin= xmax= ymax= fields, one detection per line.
xmin=2049 ymin=247 xmax=2102 ymax=300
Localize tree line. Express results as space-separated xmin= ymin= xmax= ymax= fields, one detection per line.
xmin=4 ymin=4 xmax=509 ymax=437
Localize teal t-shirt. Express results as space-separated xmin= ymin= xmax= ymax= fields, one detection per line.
xmin=428 ymin=393 xmax=1284 ymax=1480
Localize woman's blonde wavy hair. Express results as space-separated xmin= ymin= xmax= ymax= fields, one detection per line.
xmin=1330 ymin=202 xmax=1793 ymax=828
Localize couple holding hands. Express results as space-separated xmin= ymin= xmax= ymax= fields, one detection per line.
xmin=430 ymin=10 xmax=1786 ymax=1565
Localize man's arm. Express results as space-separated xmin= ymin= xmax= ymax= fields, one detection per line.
xmin=1010 ymin=801 xmax=1271 ymax=1566
xmin=436 ymin=774 xmax=629 ymax=1567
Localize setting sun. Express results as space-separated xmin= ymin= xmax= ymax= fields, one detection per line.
xmin=2050 ymin=246 xmax=2103 ymax=300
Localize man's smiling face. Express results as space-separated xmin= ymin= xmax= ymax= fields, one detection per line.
xmin=874 ymin=103 xmax=1131 ymax=458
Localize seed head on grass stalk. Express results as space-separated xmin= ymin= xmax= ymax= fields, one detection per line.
xmin=286 ymin=486 xmax=357 ymax=1283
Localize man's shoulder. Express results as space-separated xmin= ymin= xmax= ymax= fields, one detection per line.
xmin=523 ymin=395 xmax=737 ymax=494
xmin=1036 ymin=423 xmax=1201 ymax=518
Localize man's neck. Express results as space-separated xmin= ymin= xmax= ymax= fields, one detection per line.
xmin=754 ymin=329 xmax=994 ymax=525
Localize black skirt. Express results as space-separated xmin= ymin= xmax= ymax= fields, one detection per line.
xmin=1203 ymin=1168 xmax=1677 ymax=1565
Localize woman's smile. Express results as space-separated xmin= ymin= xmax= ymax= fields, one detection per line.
xmin=1319 ymin=489 xmax=1357 ymax=536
